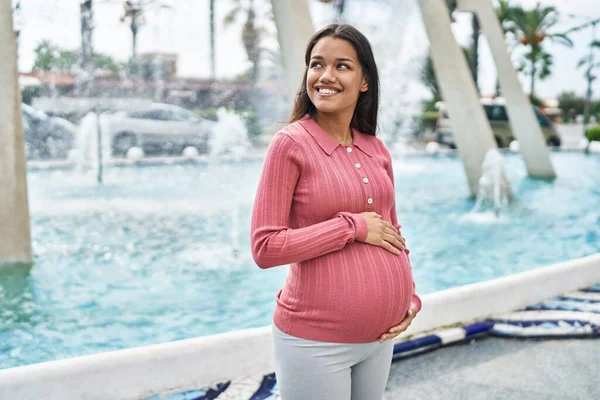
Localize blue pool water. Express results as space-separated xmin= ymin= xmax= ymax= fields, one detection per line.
xmin=0 ymin=151 xmax=598 ymax=369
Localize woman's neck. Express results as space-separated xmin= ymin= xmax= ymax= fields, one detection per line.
xmin=314 ymin=111 xmax=353 ymax=146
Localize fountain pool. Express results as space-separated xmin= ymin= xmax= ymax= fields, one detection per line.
xmin=0 ymin=150 xmax=598 ymax=370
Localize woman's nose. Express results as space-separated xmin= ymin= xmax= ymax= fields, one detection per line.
xmin=320 ymin=67 xmax=337 ymax=83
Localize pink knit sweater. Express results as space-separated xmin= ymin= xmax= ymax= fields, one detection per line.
xmin=251 ymin=115 xmax=421 ymax=343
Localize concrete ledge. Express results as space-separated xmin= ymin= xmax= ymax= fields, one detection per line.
xmin=0 ymin=253 xmax=598 ymax=400
xmin=0 ymin=326 xmax=274 ymax=400
xmin=407 ymin=253 xmax=600 ymax=335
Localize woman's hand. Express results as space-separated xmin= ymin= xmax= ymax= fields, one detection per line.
xmin=379 ymin=302 xmax=419 ymax=343
xmin=359 ymin=212 xmax=405 ymax=255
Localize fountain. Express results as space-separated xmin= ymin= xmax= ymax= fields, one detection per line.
xmin=342 ymin=0 xmax=429 ymax=147
xmin=75 ymin=111 xmax=113 ymax=172
xmin=209 ymin=107 xmax=252 ymax=159
xmin=309 ymin=0 xmax=430 ymax=149
xmin=1 ymin=0 xmax=599 ymax=379
xmin=471 ymin=148 xmax=510 ymax=217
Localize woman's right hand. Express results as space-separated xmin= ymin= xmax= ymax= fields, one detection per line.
xmin=358 ymin=212 xmax=406 ymax=255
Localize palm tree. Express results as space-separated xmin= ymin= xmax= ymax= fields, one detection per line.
xmin=495 ymin=0 xmax=518 ymax=36
xmin=510 ymin=3 xmax=573 ymax=100
xmin=493 ymin=0 xmax=519 ymax=95
xmin=209 ymin=0 xmax=216 ymax=79
xmin=120 ymin=0 xmax=171 ymax=59
xmin=77 ymin=0 xmax=94 ymax=96
xmin=224 ymin=0 xmax=271 ymax=86
xmin=577 ymin=40 xmax=600 ymax=123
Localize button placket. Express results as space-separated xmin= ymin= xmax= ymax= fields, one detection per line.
xmin=345 ymin=147 xmax=373 ymax=209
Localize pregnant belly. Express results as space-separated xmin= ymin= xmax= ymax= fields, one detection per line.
xmin=275 ymin=243 xmax=415 ymax=343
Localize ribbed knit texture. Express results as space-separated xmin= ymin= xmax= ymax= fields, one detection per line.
xmin=251 ymin=115 xmax=421 ymax=343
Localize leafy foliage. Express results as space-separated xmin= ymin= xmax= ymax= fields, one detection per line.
xmin=510 ymin=4 xmax=573 ymax=98
xmin=32 ymin=40 xmax=119 ymax=74
xmin=585 ymin=126 xmax=600 ymax=142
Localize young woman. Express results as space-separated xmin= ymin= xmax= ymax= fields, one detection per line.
xmin=251 ymin=24 xmax=421 ymax=400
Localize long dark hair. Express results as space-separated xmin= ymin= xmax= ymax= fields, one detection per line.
xmin=289 ymin=24 xmax=380 ymax=136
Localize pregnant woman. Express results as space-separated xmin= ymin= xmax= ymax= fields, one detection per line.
xmin=251 ymin=23 xmax=421 ymax=400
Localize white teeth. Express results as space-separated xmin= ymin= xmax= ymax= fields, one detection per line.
xmin=318 ymin=88 xmax=338 ymax=95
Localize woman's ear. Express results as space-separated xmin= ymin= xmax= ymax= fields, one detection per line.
xmin=360 ymin=76 xmax=369 ymax=92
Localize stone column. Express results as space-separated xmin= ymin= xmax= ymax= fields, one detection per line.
xmin=458 ymin=0 xmax=556 ymax=178
xmin=0 ymin=0 xmax=32 ymax=266
xmin=270 ymin=0 xmax=314 ymax=103
xmin=417 ymin=0 xmax=508 ymax=196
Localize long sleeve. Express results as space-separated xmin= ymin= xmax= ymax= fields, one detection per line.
xmin=383 ymin=144 xmax=422 ymax=312
xmin=251 ymin=133 xmax=367 ymax=269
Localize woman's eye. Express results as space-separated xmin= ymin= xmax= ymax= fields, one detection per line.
xmin=338 ymin=64 xmax=349 ymax=69
xmin=310 ymin=62 xmax=322 ymax=68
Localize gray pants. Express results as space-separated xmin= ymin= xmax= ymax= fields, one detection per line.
xmin=272 ymin=324 xmax=394 ymax=400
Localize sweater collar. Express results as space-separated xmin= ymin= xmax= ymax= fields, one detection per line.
xmin=298 ymin=114 xmax=374 ymax=157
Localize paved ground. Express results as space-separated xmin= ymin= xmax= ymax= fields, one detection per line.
xmin=385 ymin=336 xmax=599 ymax=399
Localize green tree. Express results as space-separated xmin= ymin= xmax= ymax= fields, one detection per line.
xmin=493 ymin=0 xmax=520 ymax=95
xmin=495 ymin=0 xmax=518 ymax=36
xmin=32 ymin=40 xmax=119 ymax=74
xmin=577 ymin=40 xmax=600 ymax=123
xmin=93 ymin=53 xmax=120 ymax=74
xmin=32 ymin=41 xmax=78 ymax=72
xmin=32 ymin=41 xmax=60 ymax=72
xmin=557 ymin=91 xmax=585 ymax=116
xmin=510 ymin=4 xmax=573 ymax=99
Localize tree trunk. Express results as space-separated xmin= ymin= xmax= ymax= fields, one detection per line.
xmin=527 ymin=46 xmax=539 ymax=101
xmin=210 ymin=0 xmax=216 ymax=79
xmin=131 ymin=22 xmax=138 ymax=59
xmin=583 ymin=69 xmax=593 ymax=124
xmin=470 ymin=13 xmax=480 ymax=93
xmin=529 ymin=54 xmax=536 ymax=100
xmin=242 ymin=3 xmax=259 ymax=86
xmin=77 ymin=0 xmax=94 ymax=97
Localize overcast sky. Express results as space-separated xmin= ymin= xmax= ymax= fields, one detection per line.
xmin=14 ymin=0 xmax=600 ymax=100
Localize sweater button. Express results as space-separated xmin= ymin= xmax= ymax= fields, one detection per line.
xmin=367 ymin=198 xmax=373 ymax=204
xmin=355 ymin=163 xmax=361 ymax=168
xmin=363 ymin=178 xmax=369 ymax=184
xmin=346 ymin=147 xmax=353 ymax=153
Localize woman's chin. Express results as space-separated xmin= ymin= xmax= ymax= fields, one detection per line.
xmin=313 ymin=102 xmax=341 ymax=114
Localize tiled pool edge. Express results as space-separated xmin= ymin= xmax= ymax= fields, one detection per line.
xmin=0 ymin=253 xmax=598 ymax=400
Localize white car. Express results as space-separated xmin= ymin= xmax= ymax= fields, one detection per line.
xmin=104 ymin=103 xmax=215 ymax=156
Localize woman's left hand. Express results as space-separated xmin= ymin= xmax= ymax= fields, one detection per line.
xmin=379 ymin=302 xmax=419 ymax=343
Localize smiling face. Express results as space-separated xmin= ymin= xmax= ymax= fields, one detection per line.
xmin=306 ymin=37 xmax=369 ymax=117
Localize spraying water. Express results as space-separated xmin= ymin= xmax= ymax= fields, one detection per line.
xmin=472 ymin=148 xmax=510 ymax=216
xmin=209 ymin=108 xmax=252 ymax=159
xmin=75 ymin=111 xmax=112 ymax=171
xmin=326 ymin=0 xmax=430 ymax=148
